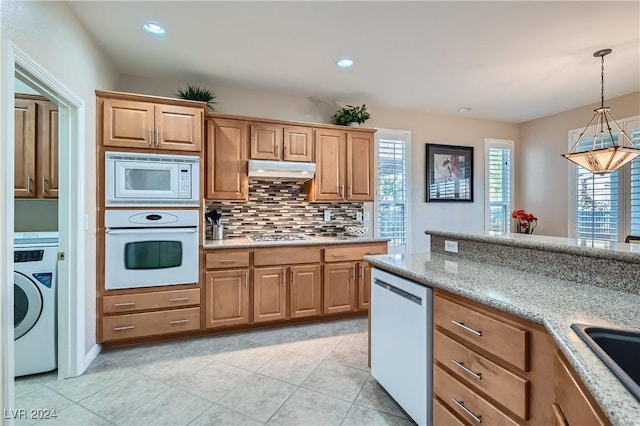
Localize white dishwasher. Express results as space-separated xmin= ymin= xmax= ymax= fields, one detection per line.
xmin=371 ymin=268 xmax=432 ymax=426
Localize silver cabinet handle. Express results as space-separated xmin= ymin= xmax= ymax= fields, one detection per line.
xmin=351 ymin=266 xmax=355 ymax=279
xmin=155 ymin=128 xmax=159 ymax=147
xmin=331 ymin=254 xmax=346 ymax=258
xmin=291 ymin=270 xmax=296 ymax=286
xmin=452 ymin=320 xmax=482 ymax=336
xmin=170 ymin=297 xmax=190 ymax=302
xmin=26 ymin=175 xmax=32 ymax=193
xmin=340 ymin=185 xmax=344 ymax=197
xmin=148 ymin=128 xmax=153 ymax=146
xmin=451 ymin=398 xmax=482 ymax=423
xmin=273 ymin=142 xmax=278 ymax=155
xmin=170 ymin=319 xmax=189 ymax=325
xmin=451 ymin=359 xmax=482 ymax=380
xmin=42 ymin=176 xmax=47 ymax=193
xmin=113 ymin=302 xmax=136 ymax=307
xmin=113 ymin=325 xmax=135 ymax=331
xmin=218 ymin=259 xmax=237 ymax=264
xmin=359 ymin=265 xmax=364 ymax=280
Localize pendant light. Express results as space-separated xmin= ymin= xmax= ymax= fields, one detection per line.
xmin=562 ymin=49 xmax=640 ymax=174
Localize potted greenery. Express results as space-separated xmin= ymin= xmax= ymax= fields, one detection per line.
xmin=176 ymin=84 xmax=217 ymax=111
xmin=332 ymin=104 xmax=371 ymax=126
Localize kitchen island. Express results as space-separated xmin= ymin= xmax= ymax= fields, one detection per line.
xmin=365 ymin=231 xmax=640 ymax=426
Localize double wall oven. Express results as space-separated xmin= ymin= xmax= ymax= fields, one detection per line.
xmin=104 ymin=152 xmax=200 ymax=290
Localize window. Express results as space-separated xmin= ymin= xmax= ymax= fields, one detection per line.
xmin=485 ymin=139 xmax=514 ymax=233
xmin=375 ymin=129 xmax=409 ymax=253
xmin=569 ymin=116 xmax=640 ymax=241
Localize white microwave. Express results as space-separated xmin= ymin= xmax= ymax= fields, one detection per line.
xmin=105 ymin=152 xmax=199 ymax=206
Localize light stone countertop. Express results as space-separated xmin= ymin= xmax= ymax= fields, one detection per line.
xmin=364 ymin=252 xmax=640 ymax=426
xmin=203 ymin=235 xmax=389 ymax=249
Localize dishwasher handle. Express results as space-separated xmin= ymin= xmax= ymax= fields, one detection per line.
xmin=374 ymin=278 xmax=422 ymax=306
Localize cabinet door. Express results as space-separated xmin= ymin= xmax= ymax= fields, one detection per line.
xmin=38 ymin=101 xmax=59 ymax=198
xmin=204 ymin=270 xmax=250 ymax=328
xmin=102 ymin=98 xmax=155 ymax=149
xmin=347 ymin=132 xmax=374 ymax=201
xmin=290 ymin=264 xmax=322 ymax=318
xmin=312 ymin=129 xmax=345 ymax=201
xmin=283 ymin=126 xmax=313 ymax=162
xmin=14 ymin=99 xmax=37 ymax=198
xmin=253 ymin=267 xmax=288 ymax=323
xmin=357 ymin=261 xmax=371 ymax=311
xmin=206 ymin=118 xmax=248 ymax=200
xmin=323 ymin=262 xmax=356 ymax=314
xmin=250 ymin=123 xmax=282 ymax=160
xmin=155 ymin=104 xmax=203 ymax=152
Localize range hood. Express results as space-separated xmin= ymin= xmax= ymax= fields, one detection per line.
xmin=248 ymin=160 xmax=316 ymax=182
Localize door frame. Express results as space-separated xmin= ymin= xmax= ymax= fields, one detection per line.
xmin=1 ymin=39 xmax=87 ymax=414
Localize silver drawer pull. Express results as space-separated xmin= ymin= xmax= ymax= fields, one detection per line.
xmin=113 ymin=325 xmax=135 ymax=331
xmin=218 ymin=259 xmax=237 ymax=263
xmin=170 ymin=297 xmax=190 ymax=302
xmin=451 ymin=398 xmax=482 ymax=423
xmin=170 ymin=319 xmax=190 ymax=325
xmin=451 ymin=359 xmax=482 ymax=380
xmin=332 ymin=254 xmax=346 ymax=258
xmin=452 ymin=320 xmax=482 ymax=336
xmin=113 ymin=302 xmax=136 ymax=307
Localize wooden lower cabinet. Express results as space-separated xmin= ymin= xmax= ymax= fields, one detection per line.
xmin=324 ymin=262 xmax=356 ymax=314
xmin=254 ymin=264 xmax=322 ymax=322
xmin=357 ymin=261 xmax=371 ymax=310
xmin=204 ymin=269 xmax=250 ymax=328
xmin=102 ymin=308 xmax=200 ymax=341
xmin=253 ymin=267 xmax=287 ymax=323
xmin=553 ymin=350 xmax=610 ymax=426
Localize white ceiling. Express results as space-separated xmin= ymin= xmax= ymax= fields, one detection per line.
xmin=67 ymin=1 xmax=640 ymax=123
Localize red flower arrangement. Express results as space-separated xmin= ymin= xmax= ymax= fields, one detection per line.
xmin=511 ymin=209 xmax=537 ymax=234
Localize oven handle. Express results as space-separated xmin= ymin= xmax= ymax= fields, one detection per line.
xmin=106 ymin=228 xmax=197 ymax=235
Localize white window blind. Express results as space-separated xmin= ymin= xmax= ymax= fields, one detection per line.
xmin=629 ymin=127 xmax=640 ymax=235
xmin=485 ymin=139 xmax=513 ymax=233
xmin=376 ymin=130 xmax=409 ymax=253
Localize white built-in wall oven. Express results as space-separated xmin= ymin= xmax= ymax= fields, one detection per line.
xmin=105 ymin=210 xmax=199 ymax=290
xmin=105 ymin=151 xmax=199 ymax=207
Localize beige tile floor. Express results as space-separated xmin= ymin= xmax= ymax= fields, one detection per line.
xmin=14 ymin=318 xmax=415 ymax=425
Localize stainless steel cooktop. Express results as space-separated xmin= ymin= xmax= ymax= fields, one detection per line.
xmin=247 ymin=234 xmax=314 ymax=242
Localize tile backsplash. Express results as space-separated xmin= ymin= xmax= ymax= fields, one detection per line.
xmin=205 ymin=180 xmax=364 ymax=238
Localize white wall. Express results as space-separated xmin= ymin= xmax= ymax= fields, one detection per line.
xmin=2 ymin=0 xmax=119 ymax=354
xmin=518 ymin=92 xmax=640 ymax=237
xmin=119 ymin=75 xmax=520 ymax=253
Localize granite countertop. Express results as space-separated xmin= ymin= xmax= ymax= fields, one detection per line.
xmin=364 ymin=252 xmax=640 ymax=426
xmin=203 ymin=236 xmax=389 ymax=249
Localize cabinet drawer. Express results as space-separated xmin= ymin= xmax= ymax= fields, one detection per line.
xmin=101 ymin=307 xmax=200 ymax=341
xmin=435 ymin=329 xmax=530 ymax=420
xmin=433 ymin=397 xmax=467 ymax=426
xmin=205 ymin=251 xmax=250 ymax=269
xmin=254 ymin=246 xmax=321 ymax=266
xmin=435 ymin=295 xmax=529 ymax=371
xmin=324 ymin=243 xmax=387 ymax=262
xmin=434 ymin=365 xmax=521 ymax=426
xmin=103 ymin=288 xmax=200 ymax=314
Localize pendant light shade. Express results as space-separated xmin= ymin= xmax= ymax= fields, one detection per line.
xmin=562 ymin=49 xmax=640 ymax=174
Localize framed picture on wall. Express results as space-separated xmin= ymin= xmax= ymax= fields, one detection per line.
xmin=425 ymin=143 xmax=473 ymax=202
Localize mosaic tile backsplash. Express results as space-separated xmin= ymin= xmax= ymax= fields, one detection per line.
xmin=205 ymin=180 xmax=364 ymax=238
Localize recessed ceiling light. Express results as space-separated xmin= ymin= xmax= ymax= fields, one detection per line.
xmin=143 ymin=22 xmax=165 ymax=35
xmin=458 ymin=107 xmax=472 ymax=112
xmin=336 ymin=58 xmax=354 ymax=69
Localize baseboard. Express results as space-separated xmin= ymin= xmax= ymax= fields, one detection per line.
xmin=82 ymin=343 xmax=102 ymax=373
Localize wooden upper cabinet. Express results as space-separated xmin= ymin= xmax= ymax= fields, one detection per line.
xmin=14 ymin=96 xmax=59 ymax=199
xmin=309 ymin=128 xmax=375 ymax=202
xmin=347 ymin=132 xmax=374 ymax=201
xmin=310 ymin=129 xmax=345 ymax=201
xmin=249 ymin=123 xmax=313 ymax=162
xmin=14 ymin=98 xmax=37 ymax=198
xmin=101 ymin=96 xmax=203 ymax=152
xmin=39 ymin=102 xmax=59 ymax=198
xmin=206 ymin=118 xmax=248 ymax=200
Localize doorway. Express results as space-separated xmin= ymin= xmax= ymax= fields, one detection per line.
xmin=2 ymin=41 xmax=87 ymax=414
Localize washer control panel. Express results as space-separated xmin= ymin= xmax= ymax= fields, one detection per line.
xmin=14 ymin=250 xmax=44 ymax=263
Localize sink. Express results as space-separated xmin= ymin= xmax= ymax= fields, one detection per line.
xmin=571 ymin=324 xmax=640 ymax=402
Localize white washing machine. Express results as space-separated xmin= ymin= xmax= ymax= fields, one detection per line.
xmin=14 ymin=232 xmax=58 ymax=377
